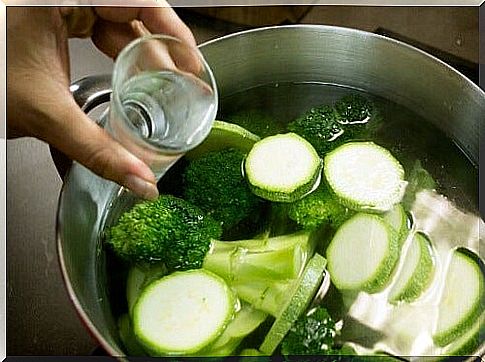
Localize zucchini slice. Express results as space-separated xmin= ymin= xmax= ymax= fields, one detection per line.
xmin=118 ymin=313 xmax=146 ymax=356
xmin=383 ymin=204 xmax=409 ymax=244
xmin=442 ymin=313 xmax=484 ymax=356
xmin=259 ymin=253 xmax=327 ymax=355
xmin=126 ymin=263 xmax=167 ymax=315
xmin=326 ymin=213 xmax=400 ymax=293
xmin=186 ymin=120 xmax=260 ymax=160
xmin=433 ymin=248 xmax=484 ymax=347
xmin=133 ymin=269 xmax=236 ymax=356
xmin=388 ymin=233 xmax=435 ymax=304
xmin=200 ymin=303 xmax=267 ymax=356
xmin=245 ymin=133 xmax=322 ymax=202
xmin=324 ymin=142 xmax=407 ymax=212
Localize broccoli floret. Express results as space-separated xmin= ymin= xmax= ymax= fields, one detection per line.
xmin=288 ymin=186 xmax=353 ymax=230
xmin=280 ymin=306 xmax=339 ymax=357
xmin=287 ymin=105 xmax=345 ymax=156
xmin=107 ymin=195 xmax=222 ymax=271
xmin=334 ymin=94 xmax=373 ymax=126
xmin=288 ymin=95 xmax=377 ymax=157
xmin=183 ymin=148 xmax=263 ymax=231
xmin=226 ymin=110 xmax=283 ymax=138
xmin=108 ymin=196 xmax=314 ymax=313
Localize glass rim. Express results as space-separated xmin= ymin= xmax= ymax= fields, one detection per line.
xmin=109 ymin=34 xmax=219 ymax=154
xmin=112 ymin=33 xmax=218 ymax=95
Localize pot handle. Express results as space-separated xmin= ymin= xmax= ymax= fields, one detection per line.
xmin=50 ymin=74 xmax=112 ymax=180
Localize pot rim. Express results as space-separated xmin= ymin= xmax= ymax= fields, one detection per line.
xmin=201 ymin=24 xmax=484 ymax=98
xmin=56 ymin=24 xmax=484 ymax=359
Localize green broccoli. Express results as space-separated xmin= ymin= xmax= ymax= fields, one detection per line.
xmin=334 ymin=94 xmax=373 ymax=126
xmin=107 ymin=195 xmax=222 ymax=271
xmin=280 ymin=306 xmax=340 ymax=357
xmin=288 ymin=185 xmax=353 ymax=230
xmin=226 ymin=109 xmax=284 ymax=138
xmin=108 ymin=195 xmax=315 ymax=317
xmin=288 ymin=95 xmax=377 ymax=157
xmin=183 ymin=148 xmax=264 ymax=232
xmin=287 ymin=105 xmax=346 ymax=157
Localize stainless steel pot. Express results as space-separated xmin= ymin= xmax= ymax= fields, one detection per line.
xmin=56 ymin=25 xmax=484 ymax=358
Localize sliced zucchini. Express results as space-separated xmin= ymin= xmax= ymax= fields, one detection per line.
xmin=200 ymin=303 xmax=267 ymax=356
xmin=382 ymin=204 xmax=409 ymax=244
xmin=259 ymin=253 xmax=327 ymax=355
xmin=186 ymin=120 xmax=260 ymax=160
xmin=326 ymin=213 xmax=400 ymax=293
xmin=118 ymin=313 xmax=146 ymax=356
xmin=245 ymin=133 xmax=323 ymax=203
xmin=240 ymin=348 xmax=265 ymax=356
xmin=388 ymin=233 xmax=435 ymax=304
xmin=433 ymin=248 xmax=484 ymax=347
xmin=442 ymin=313 xmax=484 ymax=356
xmin=324 ymin=142 xmax=407 ymax=212
xmin=126 ymin=263 xmax=167 ymax=315
xmin=133 ymin=269 xmax=236 ymax=356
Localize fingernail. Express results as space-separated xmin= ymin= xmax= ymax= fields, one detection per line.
xmin=124 ymin=174 xmax=159 ymax=200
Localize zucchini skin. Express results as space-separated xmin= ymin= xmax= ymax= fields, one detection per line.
xmin=248 ymin=162 xmax=322 ymax=203
xmin=388 ymin=233 xmax=435 ymax=304
xmin=361 ymin=219 xmax=400 ymax=294
xmin=433 ymin=249 xmax=485 ymax=347
xmin=259 ymin=253 xmax=327 ymax=355
xmin=444 ymin=314 xmax=484 ymax=356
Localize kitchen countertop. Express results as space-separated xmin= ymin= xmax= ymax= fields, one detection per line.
xmin=6 ymin=6 xmax=478 ymax=356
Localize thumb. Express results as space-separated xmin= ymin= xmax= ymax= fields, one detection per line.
xmin=43 ymin=97 xmax=160 ymax=200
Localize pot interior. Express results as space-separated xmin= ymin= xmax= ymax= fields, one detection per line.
xmin=57 ymin=25 xmax=484 ymax=358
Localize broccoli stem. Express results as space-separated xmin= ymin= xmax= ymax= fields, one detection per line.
xmin=202 ymin=231 xmax=314 ymax=317
xmin=232 ymin=280 xmax=296 ymax=317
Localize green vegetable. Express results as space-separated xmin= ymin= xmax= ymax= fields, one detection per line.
xmin=442 ymin=313 xmax=484 ymax=356
xmin=110 ymin=194 xmax=316 ymax=317
xmin=388 ymin=233 xmax=435 ymax=304
xmin=240 ymin=348 xmax=265 ymax=356
xmin=107 ymin=195 xmax=222 ymax=272
xmin=326 ymin=213 xmax=400 ymax=293
xmin=184 ymin=148 xmax=263 ymax=231
xmin=126 ymin=263 xmax=167 ymax=314
xmin=259 ymin=253 xmax=327 ymax=355
xmin=225 ymin=109 xmax=283 ymax=138
xmin=433 ymin=248 xmax=484 ymax=347
xmin=199 ymin=303 xmax=268 ymax=356
xmin=402 ymin=159 xmax=437 ymax=210
xmin=245 ymin=133 xmax=322 ymax=203
xmin=288 ymin=184 xmax=353 ymax=230
xmin=205 ymin=231 xmax=316 ymax=321
xmin=186 ymin=120 xmax=260 ymax=160
xmin=204 ymin=231 xmax=313 ymax=284
xmin=334 ymin=94 xmax=373 ymax=126
xmin=280 ymin=306 xmax=339 ymax=356
xmin=133 ymin=269 xmax=236 ymax=356
xmin=324 ymin=142 xmax=407 ymax=212
xmin=287 ymin=105 xmax=345 ymax=157
xmin=382 ymin=204 xmax=409 ymax=244
xmin=118 ymin=313 xmax=146 ymax=356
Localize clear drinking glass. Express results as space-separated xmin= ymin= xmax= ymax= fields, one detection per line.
xmin=108 ymin=35 xmax=218 ymax=180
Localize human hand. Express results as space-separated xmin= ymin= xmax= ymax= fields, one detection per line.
xmin=7 ymin=3 xmax=196 ymax=200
